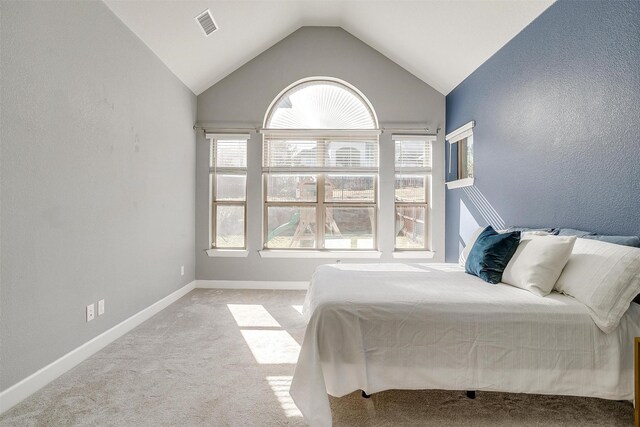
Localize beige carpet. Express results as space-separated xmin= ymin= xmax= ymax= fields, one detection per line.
xmin=0 ymin=289 xmax=634 ymax=426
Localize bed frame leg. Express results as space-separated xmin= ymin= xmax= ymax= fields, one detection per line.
xmin=466 ymin=391 xmax=476 ymax=399
xmin=361 ymin=390 xmax=371 ymax=399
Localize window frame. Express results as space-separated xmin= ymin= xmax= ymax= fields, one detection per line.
xmin=393 ymin=135 xmax=435 ymax=252
xmin=260 ymin=77 xmax=382 ymax=252
xmin=261 ymin=134 xmax=379 ymax=251
xmin=208 ymin=134 xmax=249 ymax=250
xmin=263 ymin=77 xmax=378 ymax=130
xmin=446 ymin=121 xmax=475 ymax=189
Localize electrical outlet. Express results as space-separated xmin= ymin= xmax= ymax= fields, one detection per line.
xmin=181 ymin=265 xmax=185 ymax=276
xmin=86 ymin=304 xmax=95 ymax=322
xmin=98 ymin=299 xmax=105 ymax=316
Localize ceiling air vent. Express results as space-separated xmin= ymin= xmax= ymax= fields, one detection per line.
xmin=195 ymin=9 xmax=218 ymax=36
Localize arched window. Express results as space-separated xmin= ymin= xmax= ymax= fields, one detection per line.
xmin=262 ymin=78 xmax=379 ymax=250
xmin=265 ymin=79 xmax=377 ymax=129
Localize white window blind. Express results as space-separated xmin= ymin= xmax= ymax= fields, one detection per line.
xmin=263 ymin=136 xmax=378 ymax=172
xmin=393 ymin=135 xmax=435 ymax=171
xmin=213 ymin=140 xmax=246 ymax=169
xmin=207 ymin=134 xmax=249 ymax=170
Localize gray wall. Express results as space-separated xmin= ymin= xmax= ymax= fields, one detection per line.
xmin=196 ymin=27 xmax=445 ymax=281
xmin=0 ymin=1 xmax=196 ymax=391
xmin=444 ymin=0 xmax=640 ymax=261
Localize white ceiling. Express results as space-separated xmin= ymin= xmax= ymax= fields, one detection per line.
xmin=104 ymin=0 xmax=555 ymax=96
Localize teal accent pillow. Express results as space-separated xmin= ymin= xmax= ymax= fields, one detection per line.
xmin=465 ymin=226 xmax=521 ymax=284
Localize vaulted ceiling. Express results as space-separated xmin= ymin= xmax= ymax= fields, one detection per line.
xmin=104 ymin=0 xmax=554 ymax=96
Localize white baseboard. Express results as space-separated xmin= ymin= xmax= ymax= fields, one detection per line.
xmin=196 ymin=280 xmax=309 ymax=290
xmin=0 ymin=279 xmax=303 ymax=414
xmin=0 ymin=280 xmax=196 ymax=415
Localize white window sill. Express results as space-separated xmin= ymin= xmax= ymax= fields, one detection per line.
xmin=392 ymin=251 xmax=436 ymax=259
xmin=259 ymin=250 xmax=382 ymax=259
xmin=206 ymin=249 xmax=250 ymax=258
xmin=446 ymin=177 xmax=474 ymax=189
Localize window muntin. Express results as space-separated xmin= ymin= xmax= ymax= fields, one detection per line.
xmin=263 ymin=79 xmax=378 ymax=251
xmin=209 ymin=135 xmax=249 ymax=249
xmin=394 ymin=137 xmax=432 ymax=251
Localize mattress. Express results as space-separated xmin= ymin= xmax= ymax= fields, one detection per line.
xmin=290 ymin=263 xmax=640 ymax=427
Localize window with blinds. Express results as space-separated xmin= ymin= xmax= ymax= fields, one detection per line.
xmin=263 ymin=136 xmax=378 ymax=171
xmin=262 ymin=78 xmax=379 ymax=251
xmin=393 ymin=136 xmax=435 ymax=250
xmin=208 ymin=134 xmax=249 ymax=249
xmin=262 ymin=135 xmax=379 ymax=250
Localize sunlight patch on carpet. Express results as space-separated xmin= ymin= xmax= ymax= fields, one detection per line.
xmin=227 ymin=304 xmax=281 ymax=327
xmin=267 ymin=376 xmax=302 ymax=417
xmin=240 ymin=330 xmax=300 ymax=364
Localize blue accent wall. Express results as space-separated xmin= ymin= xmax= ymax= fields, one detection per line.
xmin=445 ymin=0 xmax=640 ymax=262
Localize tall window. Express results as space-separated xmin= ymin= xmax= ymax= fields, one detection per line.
xmin=394 ymin=135 xmax=435 ymax=250
xmin=208 ymin=134 xmax=249 ymax=249
xmin=262 ymin=79 xmax=379 ymax=250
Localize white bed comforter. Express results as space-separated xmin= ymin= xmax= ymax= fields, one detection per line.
xmin=289 ymin=263 xmax=640 ymax=427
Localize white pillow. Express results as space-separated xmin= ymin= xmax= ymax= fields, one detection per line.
xmin=554 ymin=238 xmax=640 ymax=333
xmin=459 ymin=227 xmax=484 ymax=266
xmin=502 ymin=235 xmax=576 ymax=297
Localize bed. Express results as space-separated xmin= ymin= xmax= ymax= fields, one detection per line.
xmin=289 ymin=263 xmax=640 ymax=427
